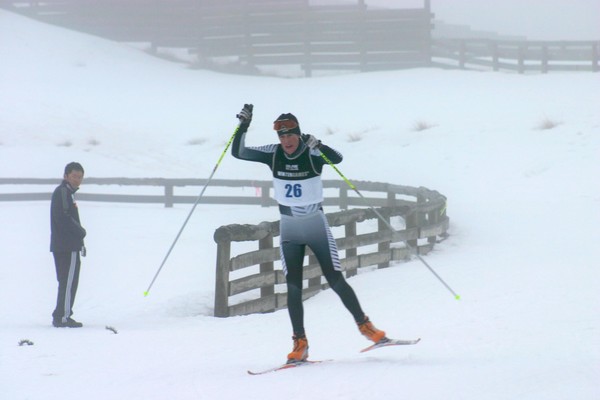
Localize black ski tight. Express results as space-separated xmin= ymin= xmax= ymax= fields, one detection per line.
xmin=284 ymin=244 xmax=365 ymax=336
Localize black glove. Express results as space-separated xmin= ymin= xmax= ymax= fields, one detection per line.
xmin=236 ymin=104 xmax=253 ymax=123
xmin=301 ymin=133 xmax=321 ymax=150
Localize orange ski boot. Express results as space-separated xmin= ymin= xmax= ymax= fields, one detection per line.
xmin=358 ymin=316 xmax=386 ymax=343
xmin=287 ymin=334 xmax=309 ymax=363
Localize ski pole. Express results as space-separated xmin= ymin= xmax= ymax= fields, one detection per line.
xmin=318 ymin=150 xmax=460 ymax=300
xmin=143 ymin=121 xmax=245 ymax=297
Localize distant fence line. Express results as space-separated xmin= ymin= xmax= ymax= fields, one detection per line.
xmin=2 ymin=0 xmax=596 ymax=75
xmin=0 ymin=177 xmax=439 ymax=210
xmin=0 ymin=177 xmax=276 ymax=208
xmin=0 ymin=0 xmax=434 ymax=76
xmin=0 ymin=177 xmax=446 ymax=213
xmin=432 ymin=39 xmax=600 ymax=73
xmin=0 ymin=177 xmax=449 ymax=318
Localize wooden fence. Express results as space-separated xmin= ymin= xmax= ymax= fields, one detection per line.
xmin=0 ymin=0 xmax=434 ymax=76
xmin=190 ymin=2 xmax=434 ymax=76
xmin=0 ymin=177 xmax=439 ymax=210
xmin=212 ymin=184 xmax=448 ymax=317
xmin=1 ymin=177 xmax=448 ymax=317
xmin=432 ymin=39 xmax=600 ymax=73
xmin=0 ymin=177 xmax=277 ymax=207
xmin=2 ymin=1 xmax=597 ymax=74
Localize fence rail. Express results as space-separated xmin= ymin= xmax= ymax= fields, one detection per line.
xmin=212 ymin=183 xmax=448 ymax=317
xmin=0 ymin=0 xmax=434 ymax=76
xmin=432 ymin=39 xmax=600 ymax=73
xmin=0 ymin=177 xmax=275 ymax=207
xmin=0 ymin=177 xmax=437 ymax=210
xmin=1 ymin=177 xmax=448 ymax=317
xmin=2 ymin=1 xmax=597 ymax=74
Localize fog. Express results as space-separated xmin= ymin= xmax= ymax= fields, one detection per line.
xmin=315 ymin=0 xmax=600 ymax=40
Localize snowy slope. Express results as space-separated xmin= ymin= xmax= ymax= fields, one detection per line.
xmin=0 ymin=9 xmax=599 ymax=400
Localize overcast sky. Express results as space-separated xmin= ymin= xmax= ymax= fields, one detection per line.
xmin=315 ymin=0 xmax=600 ymax=40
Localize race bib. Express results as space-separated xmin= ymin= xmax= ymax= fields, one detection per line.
xmin=273 ymin=176 xmax=323 ymax=206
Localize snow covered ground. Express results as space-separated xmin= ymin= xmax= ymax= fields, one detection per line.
xmin=1 ymin=9 xmax=599 ymax=400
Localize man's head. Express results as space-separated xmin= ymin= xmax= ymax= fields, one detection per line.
xmin=63 ymin=162 xmax=84 ymax=189
xmin=273 ymin=113 xmax=300 ymax=136
xmin=274 ymin=113 xmax=302 ymax=155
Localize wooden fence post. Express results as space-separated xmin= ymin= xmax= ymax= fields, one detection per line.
xmin=345 ymin=221 xmax=357 ymax=277
xmin=214 ymin=240 xmax=231 ymax=317
xmin=459 ymin=40 xmax=466 ymax=69
xmin=260 ymin=183 xmax=270 ymax=207
xmin=427 ymin=208 xmax=438 ymax=246
xmin=164 ymin=184 xmax=174 ymax=208
xmin=491 ymin=42 xmax=499 ymax=71
xmin=377 ymin=214 xmax=390 ymax=269
xmin=259 ymin=234 xmax=275 ymax=298
xmin=416 ymin=192 xmax=427 ymax=226
xmin=339 ymin=186 xmax=348 ymax=210
xmin=405 ymin=211 xmax=418 ymax=250
xmin=387 ymin=190 xmax=396 ymax=207
xmin=518 ymin=44 xmax=525 ymax=74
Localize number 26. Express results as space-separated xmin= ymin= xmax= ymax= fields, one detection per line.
xmin=285 ymin=183 xmax=302 ymax=198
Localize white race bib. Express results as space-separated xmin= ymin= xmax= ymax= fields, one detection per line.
xmin=273 ymin=176 xmax=323 ymax=206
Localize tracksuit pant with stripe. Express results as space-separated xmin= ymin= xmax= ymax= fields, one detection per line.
xmin=52 ymin=251 xmax=81 ymax=323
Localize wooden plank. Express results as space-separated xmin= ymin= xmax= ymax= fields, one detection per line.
xmin=419 ymin=218 xmax=450 ymax=238
xmin=359 ymin=251 xmax=392 ymax=267
xmin=537 ymin=64 xmax=595 ymax=72
xmin=0 ymin=193 xmax=52 ymax=201
xmin=390 ymin=247 xmax=411 ymax=262
xmin=336 ymin=230 xmax=394 ymax=251
xmin=293 ymin=51 xmax=426 ymax=66
xmin=228 ymin=295 xmax=277 ymax=316
xmin=230 ymin=247 xmax=280 ymax=271
xmin=229 ymin=270 xmax=284 ymax=296
xmin=303 ymin=40 xmax=427 ymax=54
xmin=249 ymin=44 xmax=308 ymax=55
xmin=364 ymin=8 xmax=431 ymax=19
xmin=244 ymin=54 xmax=309 ymax=65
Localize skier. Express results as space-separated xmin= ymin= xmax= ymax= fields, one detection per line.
xmin=50 ymin=162 xmax=87 ymax=328
xmin=231 ymin=104 xmax=387 ymax=362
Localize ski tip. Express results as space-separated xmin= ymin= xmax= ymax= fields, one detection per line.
xmin=143 ymin=291 xmax=149 ymax=297
xmin=455 ymin=294 xmax=461 ymax=300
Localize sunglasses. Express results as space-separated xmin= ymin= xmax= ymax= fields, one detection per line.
xmin=273 ymin=119 xmax=298 ymax=132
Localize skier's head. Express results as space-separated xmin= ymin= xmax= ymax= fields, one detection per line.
xmin=273 ymin=113 xmax=301 ymax=136
xmin=274 ymin=113 xmax=302 ymax=155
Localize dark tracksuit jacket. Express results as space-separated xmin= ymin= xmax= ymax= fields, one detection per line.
xmin=50 ymin=180 xmax=86 ymax=322
xmin=231 ymin=122 xmax=366 ymax=336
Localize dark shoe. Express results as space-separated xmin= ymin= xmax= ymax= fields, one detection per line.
xmin=53 ymin=318 xmax=83 ymax=328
